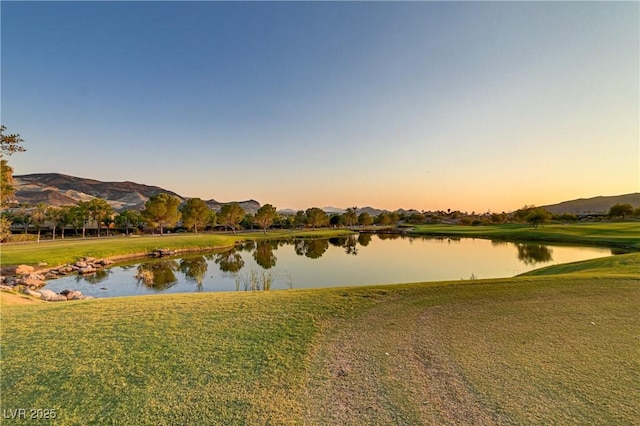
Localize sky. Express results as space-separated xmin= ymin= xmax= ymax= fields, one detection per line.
xmin=1 ymin=1 xmax=638 ymax=213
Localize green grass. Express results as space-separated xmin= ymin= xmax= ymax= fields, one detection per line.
xmin=2 ymin=254 xmax=639 ymax=424
xmin=0 ymin=229 xmax=355 ymax=268
xmin=408 ymin=222 xmax=640 ymax=250
xmin=1 ymin=224 xmax=638 ymax=423
xmin=519 ymin=251 xmax=640 ymax=277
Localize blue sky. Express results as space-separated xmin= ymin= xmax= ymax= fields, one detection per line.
xmin=2 ymin=1 xmax=638 ymax=212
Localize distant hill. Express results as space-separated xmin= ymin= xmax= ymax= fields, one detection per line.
xmin=12 ymin=173 xmax=260 ymax=213
xmin=541 ymin=193 xmax=640 ymax=214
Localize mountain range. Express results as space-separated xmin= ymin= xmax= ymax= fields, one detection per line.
xmin=12 ymin=173 xmax=261 ymax=213
xmin=541 ymin=193 xmax=640 ymax=215
xmin=10 ymin=173 xmax=639 ymax=216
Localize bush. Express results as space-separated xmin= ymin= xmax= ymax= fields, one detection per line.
xmin=3 ymin=233 xmax=38 ymax=243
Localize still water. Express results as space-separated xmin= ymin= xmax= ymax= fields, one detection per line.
xmin=43 ymin=234 xmax=614 ymax=297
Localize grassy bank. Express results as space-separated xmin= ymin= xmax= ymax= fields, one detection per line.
xmin=0 ymin=229 xmax=355 ymax=268
xmin=407 ymin=222 xmax=640 ymax=250
xmin=2 ymin=254 xmax=639 ymax=424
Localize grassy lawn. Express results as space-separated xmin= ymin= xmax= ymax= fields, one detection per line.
xmin=408 ymin=222 xmax=640 ymax=250
xmin=0 ymin=229 xmax=355 ymax=268
xmin=1 ymin=253 xmax=639 ymax=424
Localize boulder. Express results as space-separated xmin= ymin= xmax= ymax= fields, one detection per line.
xmin=0 ymin=284 xmax=15 ymax=291
xmin=59 ymin=266 xmax=74 ymax=275
xmin=78 ymin=266 xmax=96 ymax=275
xmin=38 ymin=289 xmax=67 ymax=302
xmin=64 ymin=290 xmax=83 ymax=300
xmin=74 ymin=261 xmax=88 ymax=268
xmin=19 ymin=274 xmax=46 ymax=289
xmin=15 ymin=265 xmax=35 ymax=275
xmin=23 ymin=288 xmax=42 ymax=298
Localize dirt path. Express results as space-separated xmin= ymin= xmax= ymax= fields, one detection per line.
xmin=304 ymin=294 xmax=508 ymax=425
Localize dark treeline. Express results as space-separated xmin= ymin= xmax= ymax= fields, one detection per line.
xmin=2 ymin=194 xmax=639 ymax=243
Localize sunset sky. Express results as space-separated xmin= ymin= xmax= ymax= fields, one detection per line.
xmin=2 ymin=1 xmax=638 ymax=213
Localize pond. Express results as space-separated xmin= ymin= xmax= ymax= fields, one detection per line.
xmin=42 ymin=234 xmax=616 ymax=298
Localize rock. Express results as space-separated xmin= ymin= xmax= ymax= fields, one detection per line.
xmin=3 ymin=278 xmax=17 ymax=286
xmin=78 ymin=266 xmax=96 ymax=275
xmin=150 ymin=248 xmax=175 ymax=257
xmin=19 ymin=274 xmax=46 ymax=289
xmin=83 ymin=257 xmax=96 ymax=263
xmin=64 ymin=290 xmax=83 ymax=300
xmin=38 ymin=289 xmax=68 ymax=302
xmin=74 ymin=261 xmax=88 ymax=268
xmin=0 ymin=284 xmax=15 ymax=291
xmin=59 ymin=266 xmax=74 ymax=275
xmin=23 ymin=288 xmax=42 ymax=298
xmin=15 ymin=265 xmax=35 ymax=275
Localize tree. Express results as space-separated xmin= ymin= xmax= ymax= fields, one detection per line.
xmin=241 ymin=213 xmax=255 ymax=230
xmin=254 ymin=204 xmax=277 ymax=234
xmin=0 ymin=214 xmax=11 ymax=242
xmin=1 ymin=160 xmax=16 ymax=207
xmin=525 ymin=207 xmax=552 ymax=229
xmin=141 ymin=193 xmax=182 ymax=235
xmin=45 ymin=206 xmax=63 ymax=240
xmin=218 ymin=203 xmax=245 ymax=234
xmin=0 ymin=125 xmax=26 ymax=156
xmin=329 ymin=214 xmax=344 ymax=227
xmin=513 ymin=205 xmax=537 ymax=223
xmin=87 ymin=198 xmax=114 ymax=237
xmin=305 ymin=207 xmax=329 ymax=229
xmin=375 ymin=212 xmax=391 ymax=226
xmin=30 ymin=203 xmax=48 ymax=243
xmin=54 ymin=205 xmax=76 ymax=239
xmin=608 ymin=203 xmax=633 ymax=219
xmin=208 ymin=210 xmax=217 ymax=230
xmin=115 ymin=209 xmax=142 ymax=235
xmin=1 ymin=125 xmax=26 ymax=208
xmin=180 ymin=198 xmax=211 ymax=234
xmin=343 ymin=207 xmax=358 ymax=227
xmin=72 ymin=202 xmax=91 ymax=238
xmin=358 ymin=212 xmax=373 ymax=226
xmin=294 ymin=210 xmax=306 ymax=228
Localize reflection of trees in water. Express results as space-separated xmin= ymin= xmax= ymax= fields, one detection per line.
xmin=327 ymin=236 xmax=358 ymax=255
xmin=329 ymin=237 xmax=347 ymax=247
xmin=294 ymin=239 xmax=329 ymax=259
xmin=136 ymin=260 xmax=179 ymax=291
xmin=343 ymin=235 xmax=358 ymax=255
xmin=253 ymin=241 xmax=278 ymax=269
xmin=516 ymin=243 xmax=553 ymax=265
xmin=214 ymin=249 xmax=245 ymax=273
xmin=376 ymin=233 xmax=401 ymax=240
xmin=76 ymin=268 xmax=112 ymax=284
xmin=238 ymin=241 xmax=255 ymax=252
xmin=358 ymin=233 xmax=373 ymax=246
xmin=179 ymin=256 xmax=208 ymax=290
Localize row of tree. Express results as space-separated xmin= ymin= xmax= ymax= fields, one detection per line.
xmin=3 ymin=196 xmax=639 ymax=242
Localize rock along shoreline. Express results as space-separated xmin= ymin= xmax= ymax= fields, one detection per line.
xmin=0 ymin=245 xmax=237 ymax=302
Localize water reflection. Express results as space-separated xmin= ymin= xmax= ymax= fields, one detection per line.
xmin=42 ymin=234 xmax=615 ymax=297
xmin=74 ymin=268 xmax=113 ymax=284
xmin=329 ymin=235 xmax=359 ymax=255
xmin=253 ymin=241 xmax=278 ymax=269
xmin=358 ymin=233 xmax=373 ymax=246
xmin=136 ymin=260 xmax=179 ymax=291
xmin=515 ymin=243 xmax=554 ymax=265
xmin=294 ymin=238 xmax=329 ymax=259
xmin=179 ymin=256 xmax=208 ymax=291
xmin=214 ymin=248 xmax=245 ymax=273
